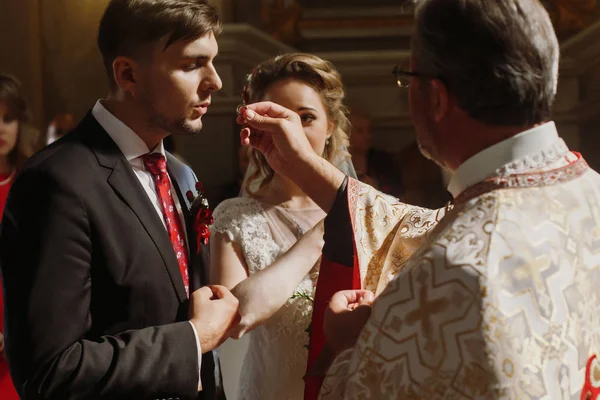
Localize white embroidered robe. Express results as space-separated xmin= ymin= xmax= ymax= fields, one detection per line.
xmin=319 ymin=146 xmax=600 ymax=399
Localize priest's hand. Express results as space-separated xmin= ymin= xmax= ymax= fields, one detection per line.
xmin=324 ymin=290 xmax=375 ymax=354
xmin=237 ymin=102 xmax=346 ymax=212
xmin=237 ymin=102 xmax=315 ymax=176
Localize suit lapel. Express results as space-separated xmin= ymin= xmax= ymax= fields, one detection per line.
xmin=85 ymin=113 xmax=187 ymax=302
xmin=168 ymin=173 xmax=197 ymax=255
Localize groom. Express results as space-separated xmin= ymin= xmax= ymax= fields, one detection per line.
xmin=0 ymin=1 xmax=237 ymax=399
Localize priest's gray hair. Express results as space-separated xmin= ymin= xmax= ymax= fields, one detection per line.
xmin=411 ymin=0 xmax=559 ymax=127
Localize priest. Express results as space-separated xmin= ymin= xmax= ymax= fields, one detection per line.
xmin=237 ymin=0 xmax=600 ymax=398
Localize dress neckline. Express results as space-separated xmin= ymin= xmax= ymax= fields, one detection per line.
xmin=244 ymin=196 xmax=323 ymax=212
xmin=0 ymin=169 xmax=16 ymax=186
xmin=273 ymin=204 xmax=323 ymax=212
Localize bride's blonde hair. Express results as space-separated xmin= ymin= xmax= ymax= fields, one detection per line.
xmin=242 ymin=53 xmax=351 ymax=196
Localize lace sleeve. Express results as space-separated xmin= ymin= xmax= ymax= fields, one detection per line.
xmin=212 ymin=198 xmax=256 ymax=243
xmin=211 ymin=198 xmax=280 ymax=275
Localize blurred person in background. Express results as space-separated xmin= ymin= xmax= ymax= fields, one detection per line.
xmin=348 ymin=109 xmax=404 ymax=197
xmin=347 ymin=109 xmax=376 ymax=187
xmin=0 ymin=73 xmax=39 ymax=400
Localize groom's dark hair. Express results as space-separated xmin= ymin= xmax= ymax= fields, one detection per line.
xmin=97 ymin=0 xmax=222 ymax=91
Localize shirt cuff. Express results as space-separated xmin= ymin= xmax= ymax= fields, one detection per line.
xmin=188 ymin=321 xmax=203 ymax=391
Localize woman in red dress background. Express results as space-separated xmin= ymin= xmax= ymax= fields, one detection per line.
xmin=0 ymin=74 xmax=39 ymax=399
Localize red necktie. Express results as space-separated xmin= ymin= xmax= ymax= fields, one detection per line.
xmin=143 ymin=153 xmax=189 ymax=297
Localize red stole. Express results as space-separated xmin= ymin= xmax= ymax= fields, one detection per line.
xmin=304 ymin=178 xmax=360 ymax=400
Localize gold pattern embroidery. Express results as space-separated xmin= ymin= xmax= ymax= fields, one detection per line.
xmin=404 ymin=277 xmax=449 ymax=338
xmin=320 ymin=157 xmax=600 ymax=399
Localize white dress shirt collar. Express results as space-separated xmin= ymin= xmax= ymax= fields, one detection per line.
xmin=447 ymin=122 xmax=560 ymax=198
xmin=91 ymin=100 xmax=164 ymax=162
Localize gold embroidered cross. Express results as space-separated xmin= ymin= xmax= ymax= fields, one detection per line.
xmin=513 ymin=254 xmax=552 ymax=293
xmin=405 ymin=283 xmax=449 ymax=337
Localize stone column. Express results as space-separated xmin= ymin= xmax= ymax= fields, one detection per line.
xmin=312 ymin=49 xmax=414 ymax=152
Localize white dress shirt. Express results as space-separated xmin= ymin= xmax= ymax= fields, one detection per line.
xmin=447 ymin=121 xmax=568 ymax=198
xmin=92 ymin=100 xmax=203 ymax=390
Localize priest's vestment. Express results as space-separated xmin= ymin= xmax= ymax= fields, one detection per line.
xmin=316 ymin=123 xmax=600 ymax=399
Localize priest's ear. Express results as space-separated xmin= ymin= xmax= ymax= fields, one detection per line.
xmin=429 ymin=79 xmax=450 ymax=122
xmin=112 ymin=56 xmax=141 ymax=95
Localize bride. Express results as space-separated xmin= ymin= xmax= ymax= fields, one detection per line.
xmin=210 ymin=53 xmax=353 ymax=400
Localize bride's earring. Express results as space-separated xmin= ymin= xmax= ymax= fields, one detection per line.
xmin=322 ymin=137 xmax=332 ymax=158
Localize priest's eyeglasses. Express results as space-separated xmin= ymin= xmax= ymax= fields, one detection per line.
xmin=392 ymin=65 xmax=432 ymax=88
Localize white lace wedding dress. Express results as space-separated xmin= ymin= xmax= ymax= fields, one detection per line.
xmin=212 ymin=197 xmax=326 ymax=400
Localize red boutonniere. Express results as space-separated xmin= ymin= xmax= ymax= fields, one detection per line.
xmin=186 ymin=182 xmax=214 ymax=252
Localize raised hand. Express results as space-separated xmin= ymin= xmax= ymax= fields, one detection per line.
xmin=237 ymin=102 xmax=315 ymax=177
xmin=324 ymin=290 xmax=375 ymax=354
xmin=237 ymin=102 xmax=346 ymax=212
xmin=189 ymin=285 xmax=240 ymax=352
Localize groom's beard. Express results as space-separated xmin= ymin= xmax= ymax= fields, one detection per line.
xmin=142 ymin=95 xmax=204 ymax=137
xmin=149 ymin=111 xmax=203 ymax=137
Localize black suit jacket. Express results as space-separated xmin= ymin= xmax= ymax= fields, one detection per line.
xmin=0 ymin=113 xmax=225 ymax=400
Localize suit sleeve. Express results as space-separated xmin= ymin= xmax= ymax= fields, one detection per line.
xmin=0 ymin=168 xmax=199 ymax=400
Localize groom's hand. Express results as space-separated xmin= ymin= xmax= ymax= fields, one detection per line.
xmin=237 ymin=102 xmax=316 ymax=178
xmin=189 ymin=285 xmax=240 ymax=352
xmin=324 ymin=290 xmax=375 ymax=354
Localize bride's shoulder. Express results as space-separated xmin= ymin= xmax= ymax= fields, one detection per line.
xmin=212 ymin=197 xmax=265 ymax=233
xmin=213 ymin=197 xmax=262 ymax=218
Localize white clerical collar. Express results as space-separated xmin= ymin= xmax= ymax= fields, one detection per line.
xmin=91 ymin=100 xmax=164 ymax=162
xmin=447 ymin=122 xmax=559 ymax=198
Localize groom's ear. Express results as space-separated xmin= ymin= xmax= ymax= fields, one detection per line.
xmin=112 ymin=56 xmax=140 ymax=95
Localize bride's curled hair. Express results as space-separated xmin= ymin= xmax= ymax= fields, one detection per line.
xmin=242 ymin=53 xmax=351 ymax=196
